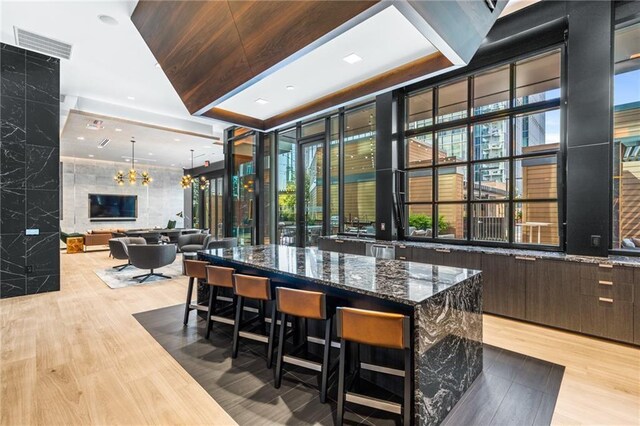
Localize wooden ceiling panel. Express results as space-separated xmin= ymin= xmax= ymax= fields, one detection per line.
xmin=227 ymin=1 xmax=377 ymax=77
xmin=133 ymin=1 xmax=253 ymax=114
xmin=132 ymin=0 xmax=379 ymax=116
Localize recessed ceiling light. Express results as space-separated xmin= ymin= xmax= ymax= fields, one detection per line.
xmin=255 ymin=98 xmax=269 ymax=105
xmin=115 ymin=128 xmax=122 ymax=132
xmin=148 ymin=152 xmax=153 ymax=156
xmin=127 ymin=96 xmax=135 ymax=101
xmin=77 ymin=136 xmax=85 ymax=140
xmin=98 ymin=15 xmax=118 ymax=26
xmin=286 ymin=85 xmax=295 ymax=91
xmin=155 ymin=62 xmax=161 ymax=68
xmin=88 ymin=154 xmax=94 ymax=157
xmin=343 ymin=53 xmax=362 ymax=64
xmin=174 ymin=138 xmax=180 ymax=142
xmin=171 ymin=164 xmax=175 ymax=167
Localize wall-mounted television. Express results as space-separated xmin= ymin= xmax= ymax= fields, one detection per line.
xmin=89 ymin=194 xmax=137 ymax=220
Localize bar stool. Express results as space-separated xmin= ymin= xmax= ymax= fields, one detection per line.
xmin=204 ymin=265 xmax=236 ymax=339
xmin=274 ymin=287 xmax=333 ymax=403
xmin=336 ymin=307 xmax=412 ymax=426
xmin=231 ymin=274 xmax=277 ymax=368
xmin=183 ymin=260 xmax=209 ymax=325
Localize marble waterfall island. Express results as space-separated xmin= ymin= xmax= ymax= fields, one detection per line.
xmin=199 ymin=244 xmax=483 ymax=425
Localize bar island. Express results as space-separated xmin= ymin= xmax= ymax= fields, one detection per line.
xmin=199 ymin=244 xmax=483 ymax=425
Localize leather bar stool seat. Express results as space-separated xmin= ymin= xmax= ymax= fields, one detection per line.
xmin=232 ymin=274 xmax=277 ymax=368
xmin=274 ymin=287 xmax=334 ymax=403
xmin=203 ymin=265 xmax=236 ymax=339
xmin=183 ymin=260 xmax=209 ymax=325
xmin=336 ymin=307 xmax=412 ymax=425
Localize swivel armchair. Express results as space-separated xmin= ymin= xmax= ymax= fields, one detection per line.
xmin=128 ymin=244 xmax=177 ymax=283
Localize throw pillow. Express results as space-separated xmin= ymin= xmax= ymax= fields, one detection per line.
xmin=622 ymin=238 xmax=635 ymax=248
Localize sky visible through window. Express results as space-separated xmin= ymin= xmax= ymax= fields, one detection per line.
xmin=615 ymin=69 xmax=640 ymax=105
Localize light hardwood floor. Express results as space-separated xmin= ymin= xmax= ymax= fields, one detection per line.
xmin=1 ymin=250 xmax=639 ymax=425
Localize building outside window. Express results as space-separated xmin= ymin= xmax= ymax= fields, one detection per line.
xmin=612 ymin=22 xmax=640 ymax=251
xmin=404 ymin=49 xmax=562 ymax=247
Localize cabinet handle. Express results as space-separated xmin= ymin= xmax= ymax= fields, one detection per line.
xmin=335 ymin=240 xmax=344 ymax=244
xmin=598 ymin=280 xmax=613 ymax=286
xmin=435 ymin=248 xmax=451 ymax=253
xmin=515 ymin=256 xmax=536 ymax=261
xmin=398 ymin=256 xmax=407 ymax=260
xmin=598 ymin=297 xmax=614 ymax=303
xmin=598 ymin=264 xmax=613 ymax=269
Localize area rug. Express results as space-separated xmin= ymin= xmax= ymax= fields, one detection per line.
xmin=95 ymin=254 xmax=184 ymax=289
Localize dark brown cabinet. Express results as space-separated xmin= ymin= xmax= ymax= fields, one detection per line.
xmin=412 ymin=248 xmax=445 ymax=265
xmin=580 ymin=295 xmax=634 ymax=343
xmin=525 ymin=260 xmax=581 ymax=331
xmin=318 ymin=238 xmax=365 ymax=256
xmin=395 ymin=245 xmax=413 ymax=261
xmin=440 ymin=250 xmax=482 ymax=270
xmin=480 ymin=254 xmax=526 ymax=319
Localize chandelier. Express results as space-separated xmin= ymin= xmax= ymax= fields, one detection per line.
xmin=180 ymin=149 xmax=195 ymax=189
xmin=114 ymin=139 xmax=152 ymax=186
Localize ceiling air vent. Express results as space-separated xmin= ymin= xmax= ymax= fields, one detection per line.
xmin=86 ymin=120 xmax=104 ymax=130
xmin=14 ymin=27 xmax=72 ymax=60
xmin=97 ymin=138 xmax=111 ymax=149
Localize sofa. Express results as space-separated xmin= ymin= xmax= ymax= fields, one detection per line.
xmin=84 ymin=229 xmax=124 ymax=250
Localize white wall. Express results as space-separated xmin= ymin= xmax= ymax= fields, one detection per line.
xmin=61 ymin=157 xmax=185 ymax=233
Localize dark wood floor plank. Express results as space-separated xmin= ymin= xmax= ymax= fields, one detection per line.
xmin=513 ymin=356 xmax=553 ymax=392
xmin=486 ymin=348 xmax=526 ymax=382
xmin=489 ymin=382 xmax=544 ymax=426
xmin=442 ymin=373 xmax=512 ymax=425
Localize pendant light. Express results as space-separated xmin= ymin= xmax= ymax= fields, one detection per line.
xmin=114 ymin=138 xmax=152 ymax=186
xmin=180 ymin=149 xmax=195 ymax=188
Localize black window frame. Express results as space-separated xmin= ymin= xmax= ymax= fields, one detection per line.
xmin=400 ymin=46 xmax=566 ymax=251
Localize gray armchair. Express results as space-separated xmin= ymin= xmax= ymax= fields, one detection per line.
xmin=109 ymin=237 xmax=147 ymax=271
xmin=128 ymin=244 xmax=177 ymax=283
xmin=205 ymin=237 xmax=238 ymax=250
xmin=178 ymin=233 xmax=211 ymax=252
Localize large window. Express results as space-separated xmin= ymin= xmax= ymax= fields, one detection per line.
xmin=231 ymin=133 xmax=256 ymax=245
xmin=612 ymin=22 xmax=640 ymax=251
xmin=404 ymin=49 xmax=562 ymax=247
xmin=343 ymin=104 xmax=376 ymax=235
xmin=276 ymin=128 xmax=297 ymax=246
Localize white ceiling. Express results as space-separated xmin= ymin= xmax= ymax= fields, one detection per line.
xmin=217 ymin=5 xmax=439 ymax=120
xmin=61 ymin=111 xmax=223 ymax=169
xmin=0 ymin=0 xmax=229 ymax=134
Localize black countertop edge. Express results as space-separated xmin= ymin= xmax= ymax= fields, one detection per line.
xmin=320 ymin=236 xmax=640 ymax=268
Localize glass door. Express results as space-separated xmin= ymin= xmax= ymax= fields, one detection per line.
xmin=232 ymin=135 xmax=256 ymax=245
xmin=209 ymin=177 xmax=224 ymax=239
xmin=301 ymin=140 xmax=324 ymax=247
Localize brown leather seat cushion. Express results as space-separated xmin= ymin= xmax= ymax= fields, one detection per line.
xmin=276 ymin=287 xmax=326 ymax=320
xmin=206 ymin=265 xmax=235 ymax=288
xmin=184 ymin=260 xmax=208 ymax=279
xmin=233 ymin=274 xmax=271 ymax=300
xmin=338 ymin=307 xmax=409 ymax=350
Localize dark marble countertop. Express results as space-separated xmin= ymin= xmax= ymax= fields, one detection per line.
xmin=199 ymin=245 xmax=480 ymax=306
xmin=320 ymin=236 xmax=640 ymax=268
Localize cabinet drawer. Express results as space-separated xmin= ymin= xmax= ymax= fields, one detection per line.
xmin=396 ymin=245 xmax=412 ymax=261
xmin=579 ymin=263 xmax=634 ymax=284
xmin=579 ymin=279 xmax=634 ymax=302
xmin=580 ymin=295 xmax=634 ymax=343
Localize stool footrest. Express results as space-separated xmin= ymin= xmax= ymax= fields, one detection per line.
xmin=360 ymin=362 xmax=405 ymax=378
xmin=307 ymin=335 xmax=341 ymax=348
xmin=210 ymin=315 xmax=234 ymax=325
xmin=345 ymin=392 xmax=402 ymax=415
xmin=188 ymin=303 xmax=208 ymax=312
xmin=283 ymin=355 xmax=322 ymax=372
xmin=239 ymin=330 xmax=269 ymax=343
